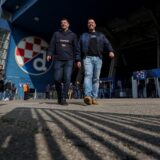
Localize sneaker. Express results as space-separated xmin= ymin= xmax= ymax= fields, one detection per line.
xmin=60 ymin=99 xmax=68 ymax=105
xmin=92 ymin=99 xmax=98 ymax=105
xmin=84 ymin=96 xmax=92 ymax=105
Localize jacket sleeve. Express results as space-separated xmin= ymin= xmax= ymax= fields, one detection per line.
xmin=47 ymin=33 xmax=56 ymax=56
xmin=73 ymin=34 xmax=81 ymax=61
xmin=103 ymin=34 xmax=114 ymax=52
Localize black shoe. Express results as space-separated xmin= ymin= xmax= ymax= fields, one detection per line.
xmin=57 ymin=98 xmax=61 ymax=104
xmin=60 ymin=99 xmax=68 ymax=105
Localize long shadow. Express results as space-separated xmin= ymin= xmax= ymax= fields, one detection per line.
xmin=0 ymin=108 xmax=38 ymax=160
xmin=62 ymin=110 xmax=160 ymax=159
xmin=43 ymin=109 xmax=137 ymax=160
xmin=98 ymin=112 xmax=160 ymax=125
xmin=75 ymin=111 xmax=160 ymax=147
xmin=100 ymin=113 xmax=160 ymax=132
xmin=1 ymin=106 xmax=159 ymax=160
xmin=90 ymin=112 xmax=160 ymax=133
xmin=123 ymin=115 xmax=160 ymax=125
xmin=40 ymin=108 xmax=103 ymax=160
xmin=101 ymin=113 xmax=160 ymax=125
xmin=34 ymin=109 xmax=68 ymax=160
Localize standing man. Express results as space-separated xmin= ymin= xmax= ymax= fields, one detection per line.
xmin=79 ymin=19 xmax=115 ymax=105
xmin=47 ymin=18 xmax=81 ymax=105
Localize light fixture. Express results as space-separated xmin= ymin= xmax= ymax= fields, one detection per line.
xmin=34 ymin=17 xmax=40 ymax=22
xmin=15 ymin=5 xmax=19 ymax=10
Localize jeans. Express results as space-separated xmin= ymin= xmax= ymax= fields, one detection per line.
xmin=0 ymin=92 xmax=3 ymax=100
xmin=53 ymin=60 xmax=73 ymax=99
xmin=83 ymin=56 xmax=102 ymax=99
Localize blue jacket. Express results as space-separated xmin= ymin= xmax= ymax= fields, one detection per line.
xmin=47 ymin=29 xmax=81 ymax=61
xmin=79 ymin=32 xmax=114 ymax=58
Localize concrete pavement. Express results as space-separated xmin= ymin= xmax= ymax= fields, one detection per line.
xmin=0 ymin=98 xmax=160 ymax=160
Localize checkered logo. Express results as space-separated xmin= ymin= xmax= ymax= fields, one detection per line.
xmin=15 ymin=36 xmax=52 ymax=75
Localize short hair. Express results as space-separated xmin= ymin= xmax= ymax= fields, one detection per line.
xmin=61 ymin=18 xmax=70 ymax=24
xmin=87 ymin=18 xmax=96 ymax=22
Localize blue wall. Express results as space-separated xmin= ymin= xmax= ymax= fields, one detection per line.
xmin=5 ymin=24 xmax=55 ymax=97
xmin=0 ymin=18 xmax=10 ymax=31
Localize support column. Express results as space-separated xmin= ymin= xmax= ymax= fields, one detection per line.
xmin=157 ymin=34 xmax=160 ymax=68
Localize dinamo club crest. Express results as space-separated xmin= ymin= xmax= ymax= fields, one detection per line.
xmin=15 ymin=36 xmax=52 ymax=75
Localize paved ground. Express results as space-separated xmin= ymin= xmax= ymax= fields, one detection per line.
xmin=0 ymin=98 xmax=160 ymax=160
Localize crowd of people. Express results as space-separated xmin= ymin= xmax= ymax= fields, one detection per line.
xmin=138 ymin=79 xmax=157 ymax=98
xmin=45 ymin=81 xmax=115 ymax=100
xmin=0 ymin=79 xmax=32 ymax=101
xmin=0 ymin=78 xmax=159 ymax=101
xmin=0 ymin=79 xmax=16 ymax=101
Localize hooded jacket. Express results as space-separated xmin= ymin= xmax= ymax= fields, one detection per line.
xmin=47 ymin=29 xmax=80 ymax=61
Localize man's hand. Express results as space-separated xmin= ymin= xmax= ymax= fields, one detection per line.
xmin=47 ymin=55 xmax=52 ymax=62
xmin=76 ymin=61 xmax=81 ymax=69
xmin=109 ymin=52 xmax=114 ymax=59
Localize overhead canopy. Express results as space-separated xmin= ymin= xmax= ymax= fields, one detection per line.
xmin=2 ymin=0 xmax=158 ymax=38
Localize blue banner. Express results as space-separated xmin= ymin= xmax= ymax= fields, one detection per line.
xmin=133 ymin=68 xmax=160 ymax=79
xmin=133 ymin=70 xmax=147 ymax=80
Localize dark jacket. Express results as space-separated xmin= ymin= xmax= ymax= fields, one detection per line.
xmin=79 ymin=32 xmax=114 ymax=58
xmin=47 ymin=29 xmax=81 ymax=61
xmin=0 ymin=80 xmax=4 ymax=92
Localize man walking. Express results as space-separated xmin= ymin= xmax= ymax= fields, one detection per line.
xmin=79 ymin=19 xmax=114 ymax=105
xmin=47 ymin=18 xmax=81 ymax=105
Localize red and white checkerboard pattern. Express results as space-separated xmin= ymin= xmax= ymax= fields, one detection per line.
xmin=15 ymin=37 xmax=48 ymax=66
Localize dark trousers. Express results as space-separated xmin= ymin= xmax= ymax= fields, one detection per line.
xmin=24 ymin=92 xmax=28 ymax=100
xmin=53 ymin=60 xmax=73 ymax=99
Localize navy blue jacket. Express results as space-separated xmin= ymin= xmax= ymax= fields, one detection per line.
xmin=79 ymin=32 xmax=114 ymax=58
xmin=47 ymin=29 xmax=81 ymax=61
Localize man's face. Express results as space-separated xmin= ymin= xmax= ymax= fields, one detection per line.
xmin=61 ymin=20 xmax=69 ymax=30
xmin=88 ymin=19 xmax=96 ymax=31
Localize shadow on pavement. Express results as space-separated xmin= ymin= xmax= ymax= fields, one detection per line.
xmin=0 ymin=107 xmax=160 ymax=160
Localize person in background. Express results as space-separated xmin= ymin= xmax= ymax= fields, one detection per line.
xmin=23 ymin=83 xmax=29 ymax=100
xmin=0 ymin=79 xmax=4 ymax=100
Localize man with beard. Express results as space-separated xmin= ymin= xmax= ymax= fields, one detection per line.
xmin=79 ymin=19 xmax=115 ymax=105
